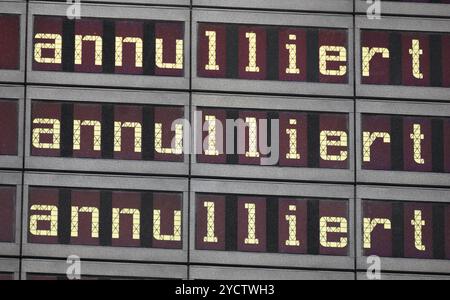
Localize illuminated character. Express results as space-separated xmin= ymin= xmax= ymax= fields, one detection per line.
xmin=204 ymin=31 xmax=220 ymax=71
xmin=244 ymin=203 xmax=259 ymax=245
xmin=203 ymin=201 xmax=218 ymax=243
xmin=155 ymin=122 xmax=183 ymax=155
xmin=115 ymin=37 xmax=143 ymax=68
xmin=29 ymin=205 xmax=58 ymax=237
xmin=320 ymin=130 xmax=348 ymax=162
xmin=156 ymin=37 xmax=183 ymax=70
xmin=112 ymin=208 xmax=141 ymax=240
xmin=245 ymin=117 xmax=260 ymax=158
xmin=361 ymin=47 xmax=390 ymax=77
xmin=71 ymin=206 xmax=99 ymax=238
xmin=114 ymin=122 xmax=142 ymax=153
xmin=319 ymin=45 xmax=347 ymax=77
xmin=363 ymin=218 xmax=391 ymax=249
xmin=153 ymin=209 xmax=182 ymax=241
xmin=409 ymin=39 xmax=424 ymax=80
xmin=32 ymin=118 xmax=61 ymax=150
xmin=285 ymin=35 xmax=300 ymax=75
xmin=319 ymin=216 xmax=348 ymax=248
xmin=410 ymin=124 xmax=425 ymax=165
xmin=73 ymin=120 xmax=102 ymax=151
xmin=285 ymin=205 xmax=300 ymax=246
xmin=411 ymin=210 xmax=426 ymax=251
xmin=286 ymin=119 xmax=300 ymax=160
xmin=74 ymin=35 xmax=103 ymax=66
xmin=362 ymin=131 xmax=391 ymax=162
xmin=34 ymin=34 xmax=62 ymax=64
xmin=245 ymin=32 xmax=260 ymax=73
xmin=204 ymin=115 xmax=220 ymax=156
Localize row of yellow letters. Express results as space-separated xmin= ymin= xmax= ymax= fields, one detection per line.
xmin=30 ymin=202 xmax=428 ymax=251
xmin=35 ymin=31 xmax=426 ymax=78
xmin=33 ymin=117 xmax=428 ymax=165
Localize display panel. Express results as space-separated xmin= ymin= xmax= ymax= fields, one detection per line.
xmin=198 ymin=23 xmax=348 ymax=83
xmin=196 ymin=193 xmax=349 ymax=256
xmin=33 ymin=16 xmax=184 ymax=77
xmin=0 ymin=14 xmax=20 ymax=70
xmin=31 ymin=101 xmax=184 ymax=162
xmin=362 ymin=200 xmax=450 ymax=260
xmin=28 ymin=186 xmax=183 ymax=249
xmin=0 ymin=186 xmax=16 ymax=243
xmin=361 ymin=114 xmax=450 ymax=173
xmin=361 ymin=30 xmax=450 ymax=88
xmin=0 ymin=273 xmax=14 ymax=280
xmin=2 ymin=0 xmax=447 ymax=280
xmin=0 ymin=99 xmax=18 ymax=156
xmin=196 ymin=108 xmax=349 ymax=169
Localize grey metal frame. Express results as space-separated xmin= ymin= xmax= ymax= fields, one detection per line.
xmin=356 ymin=99 xmax=450 ymax=186
xmin=191 ymin=93 xmax=355 ymax=183
xmin=356 ymin=185 xmax=450 ymax=274
xmin=21 ymin=259 xmax=188 ymax=279
xmin=356 ymin=0 xmax=450 ymax=18
xmin=29 ymin=0 xmax=190 ymax=6
xmin=0 ymin=258 xmax=20 ymax=280
xmin=356 ymin=16 xmax=450 ymax=101
xmin=193 ymin=0 xmax=353 ymax=13
xmin=356 ymin=272 xmax=450 ymax=280
xmin=192 ymin=9 xmax=354 ymax=97
xmin=22 ymin=172 xmax=189 ymax=263
xmin=27 ymin=2 xmax=190 ymax=90
xmin=25 ymin=86 xmax=189 ymax=176
xmin=190 ymin=265 xmax=354 ymax=280
xmin=0 ymin=1 xmax=26 ymax=83
xmin=0 ymin=171 xmax=22 ymax=257
xmin=0 ymin=84 xmax=24 ymax=169
xmin=190 ymin=179 xmax=355 ymax=270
